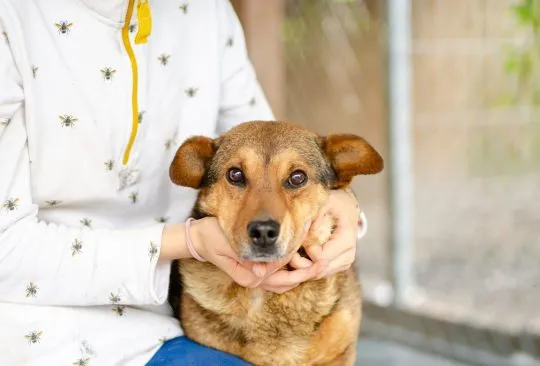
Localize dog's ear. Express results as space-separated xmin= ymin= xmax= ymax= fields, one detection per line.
xmin=169 ymin=136 xmax=217 ymax=188
xmin=320 ymin=134 xmax=384 ymax=188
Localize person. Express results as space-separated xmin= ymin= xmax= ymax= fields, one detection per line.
xmin=0 ymin=0 xmax=363 ymax=364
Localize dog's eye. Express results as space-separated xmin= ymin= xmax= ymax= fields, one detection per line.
xmin=286 ymin=170 xmax=307 ymax=188
xmin=227 ymin=168 xmax=246 ymax=186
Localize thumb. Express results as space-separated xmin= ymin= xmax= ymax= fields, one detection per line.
xmin=305 ymin=244 xmax=324 ymax=262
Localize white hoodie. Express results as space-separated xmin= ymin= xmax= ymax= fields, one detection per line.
xmin=0 ymin=0 xmax=273 ymax=364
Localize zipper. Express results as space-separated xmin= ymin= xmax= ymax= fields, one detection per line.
xmin=121 ymin=0 xmax=152 ymax=165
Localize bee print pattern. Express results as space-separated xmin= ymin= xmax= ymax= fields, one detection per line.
xmin=72 ymin=358 xmax=91 ymax=366
xmin=109 ymin=292 xmax=121 ymax=304
xmin=185 ymin=87 xmax=198 ymax=97
xmin=55 ymin=21 xmax=73 ymax=35
xmin=112 ymin=305 xmax=126 ymax=316
xmin=59 ymin=114 xmax=78 ymax=127
xmin=155 ymin=216 xmax=169 ymax=223
xmin=45 ymin=200 xmax=62 ymax=207
xmin=24 ymin=331 xmax=43 ymax=344
xmin=2 ymin=198 xmax=19 ymax=211
xmin=110 ymin=291 xmax=126 ymax=316
xmin=138 ymin=111 xmax=145 ymax=124
xmin=32 ymin=66 xmax=39 ymax=79
xmin=71 ymin=239 xmax=83 ymax=256
xmin=0 ymin=117 xmax=10 ymax=127
xmin=100 ymin=67 xmax=116 ymax=81
xmin=2 ymin=31 xmax=8 ymax=44
xmin=226 ymin=37 xmax=234 ymax=47
xmin=104 ymin=159 xmax=114 ymax=171
xmin=129 ymin=192 xmax=138 ymax=204
xmin=129 ymin=23 xmax=137 ymax=33
xmin=148 ymin=242 xmax=158 ymax=261
xmin=25 ymin=282 xmax=38 ymax=298
xmin=80 ymin=218 xmax=92 ymax=228
xmin=249 ymin=97 xmax=256 ymax=107
xmin=179 ymin=4 xmax=189 ymax=14
xmin=164 ymin=139 xmax=174 ymax=151
xmin=158 ymin=54 xmax=171 ymax=66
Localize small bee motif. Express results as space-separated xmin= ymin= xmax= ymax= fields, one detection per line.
xmin=71 ymin=239 xmax=83 ymax=256
xmin=249 ymin=97 xmax=256 ymax=107
xmin=32 ymin=66 xmax=39 ymax=79
xmin=179 ymin=4 xmax=189 ymax=14
xmin=164 ymin=139 xmax=174 ymax=151
xmin=25 ymin=282 xmax=38 ymax=298
xmin=112 ymin=305 xmax=126 ymax=316
xmin=155 ymin=216 xmax=169 ymax=223
xmin=104 ymin=160 xmax=114 ymax=171
xmin=158 ymin=54 xmax=171 ymax=66
xmin=109 ymin=292 xmax=121 ymax=304
xmin=45 ymin=200 xmax=62 ymax=207
xmin=226 ymin=37 xmax=234 ymax=47
xmin=2 ymin=31 xmax=8 ymax=43
xmin=24 ymin=331 xmax=43 ymax=344
xmin=138 ymin=111 xmax=145 ymax=124
xmin=100 ymin=67 xmax=116 ymax=81
xmin=185 ymin=88 xmax=198 ymax=97
xmin=55 ymin=21 xmax=73 ymax=35
xmin=59 ymin=114 xmax=78 ymax=128
xmin=0 ymin=117 xmax=11 ymax=127
xmin=149 ymin=242 xmax=158 ymax=261
xmin=129 ymin=192 xmax=138 ymax=204
xmin=2 ymin=198 xmax=19 ymax=211
xmin=80 ymin=218 xmax=92 ymax=228
xmin=129 ymin=23 xmax=137 ymax=33
xmin=72 ymin=358 xmax=91 ymax=366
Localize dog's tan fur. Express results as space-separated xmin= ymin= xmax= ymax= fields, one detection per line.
xmin=168 ymin=121 xmax=383 ymax=366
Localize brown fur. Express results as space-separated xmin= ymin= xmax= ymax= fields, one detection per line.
xmin=168 ymin=121 xmax=383 ymax=366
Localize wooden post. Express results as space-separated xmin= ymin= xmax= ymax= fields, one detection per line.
xmin=231 ymin=0 xmax=285 ymax=119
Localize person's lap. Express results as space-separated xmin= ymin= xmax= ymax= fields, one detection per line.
xmin=146 ymin=336 xmax=251 ymax=366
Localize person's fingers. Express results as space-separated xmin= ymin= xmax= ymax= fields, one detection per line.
xmin=288 ymin=252 xmax=313 ymax=269
xmin=218 ymin=256 xmax=261 ymax=288
xmin=305 ymin=226 xmax=356 ymax=263
xmin=310 ymin=203 xmax=331 ymax=234
xmin=314 ymin=247 xmax=355 ymax=279
xmin=260 ymin=260 xmax=327 ymax=288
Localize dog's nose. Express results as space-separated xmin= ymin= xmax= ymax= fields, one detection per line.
xmin=247 ymin=220 xmax=280 ymax=248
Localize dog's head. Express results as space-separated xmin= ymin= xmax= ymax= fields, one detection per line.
xmin=170 ymin=121 xmax=383 ymax=262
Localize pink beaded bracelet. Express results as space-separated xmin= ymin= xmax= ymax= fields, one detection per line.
xmin=185 ymin=218 xmax=207 ymax=262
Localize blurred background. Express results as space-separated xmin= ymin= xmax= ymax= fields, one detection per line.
xmin=231 ymin=0 xmax=540 ymax=365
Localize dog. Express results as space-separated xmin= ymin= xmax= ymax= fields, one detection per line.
xmin=168 ymin=121 xmax=383 ymax=366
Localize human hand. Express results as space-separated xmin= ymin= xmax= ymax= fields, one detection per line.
xmin=259 ymin=189 xmax=363 ymax=293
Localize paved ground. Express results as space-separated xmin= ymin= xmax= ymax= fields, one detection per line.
xmin=356 ymin=338 xmax=471 ymax=366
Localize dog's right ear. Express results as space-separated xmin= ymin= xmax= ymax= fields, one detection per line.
xmin=169 ymin=136 xmax=216 ymax=188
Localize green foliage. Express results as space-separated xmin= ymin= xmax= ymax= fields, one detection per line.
xmin=504 ymin=0 xmax=540 ymax=105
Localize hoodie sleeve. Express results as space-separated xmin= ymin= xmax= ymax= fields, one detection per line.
xmin=215 ymin=0 xmax=275 ymax=134
xmin=0 ymin=16 xmax=170 ymax=307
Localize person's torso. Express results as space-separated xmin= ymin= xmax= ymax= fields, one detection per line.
xmin=6 ymin=0 xmax=226 ymax=229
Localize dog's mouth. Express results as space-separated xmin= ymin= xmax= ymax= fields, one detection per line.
xmin=238 ymin=243 xmax=288 ymax=263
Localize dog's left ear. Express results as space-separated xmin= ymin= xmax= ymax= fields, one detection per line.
xmin=320 ymin=134 xmax=384 ymax=188
xmin=169 ymin=136 xmax=217 ymax=188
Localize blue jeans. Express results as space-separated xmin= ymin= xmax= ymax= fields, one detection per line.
xmin=146 ymin=336 xmax=251 ymax=366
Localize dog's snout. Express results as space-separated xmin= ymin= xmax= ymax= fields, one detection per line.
xmin=247 ymin=220 xmax=280 ymax=248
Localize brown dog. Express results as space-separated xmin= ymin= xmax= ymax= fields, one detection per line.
xmin=168 ymin=121 xmax=383 ymax=366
